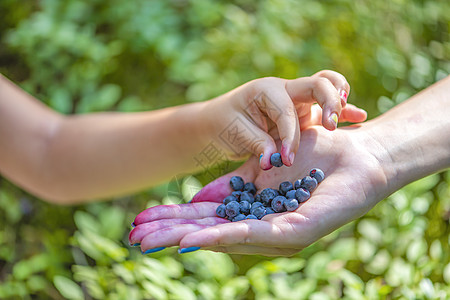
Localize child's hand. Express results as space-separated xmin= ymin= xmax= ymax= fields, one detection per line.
xmin=205 ymin=70 xmax=366 ymax=170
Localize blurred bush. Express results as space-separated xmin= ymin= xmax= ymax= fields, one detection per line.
xmin=0 ymin=0 xmax=449 ymax=299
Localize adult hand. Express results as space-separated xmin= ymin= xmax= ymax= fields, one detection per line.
xmin=130 ymin=123 xmax=388 ymax=256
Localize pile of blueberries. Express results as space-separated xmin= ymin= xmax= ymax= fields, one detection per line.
xmin=216 ymin=168 xmax=325 ymax=221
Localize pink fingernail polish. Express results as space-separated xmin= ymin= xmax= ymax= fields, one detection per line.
xmin=340 ymin=90 xmax=348 ymax=103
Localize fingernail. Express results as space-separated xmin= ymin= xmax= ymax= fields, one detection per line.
xmin=339 ymin=90 xmax=348 ymax=103
xmin=330 ymin=113 xmax=338 ymax=129
xmin=131 ymin=222 xmax=136 ymax=228
xmin=131 ymin=243 xmax=141 ymax=247
xmin=259 ymin=154 xmax=263 ymax=162
xmin=289 ymin=152 xmax=295 ymax=165
xmin=178 ymin=246 xmax=201 ymax=254
xmin=142 ymin=247 xmax=166 ymax=254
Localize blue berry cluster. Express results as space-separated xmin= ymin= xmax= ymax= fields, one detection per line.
xmin=216 ymin=168 xmax=325 ymax=221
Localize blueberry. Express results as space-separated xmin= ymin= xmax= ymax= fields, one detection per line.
xmin=231 ymin=191 xmax=242 ymax=200
xmin=232 ymin=214 xmax=247 ymax=222
xmin=251 ymin=201 xmax=264 ymax=211
xmin=265 ymin=207 xmax=276 ymax=215
xmin=252 ymin=206 xmax=266 ymax=219
xmin=216 ymin=204 xmax=226 ymax=218
xmin=239 ymin=200 xmax=251 ymax=215
xmin=230 ymin=176 xmax=245 ymax=191
xmin=246 ymin=214 xmax=258 ymax=219
xmin=271 ymin=196 xmax=287 ymax=212
xmin=225 ymin=201 xmax=240 ymax=218
xmin=278 ymin=181 xmax=294 ymax=195
xmin=223 ymin=195 xmax=238 ymax=205
xmin=284 ymin=198 xmax=299 ymax=211
xmin=285 ymin=189 xmax=297 ymax=199
xmin=240 ymin=191 xmax=255 ymax=204
xmin=254 ymin=194 xmax=262 ymax=203
xmin=270 ymin=153 xmax=283 ymax=167
xmin=243 ymin=182 xmax=257 ymax=195
xmin=294 ymin=179 xmax=302 ymax=190
xmin=300 ymin=176 xmax=318 ymax=193
xmin=310 ymin=168 xmax=325 ymax=183
xmin=260 ymin=188 xmax=278 ymax=206
xmin=295 ymin=188 xmax=310 ymax=203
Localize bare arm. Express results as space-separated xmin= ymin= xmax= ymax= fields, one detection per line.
xmin=0 ymin=72 xmax=364 ymax=204
xmin=129 ymin=76 xmax=450 ymax=256
xmin=0 ymin=74 xmax=211 ymax=203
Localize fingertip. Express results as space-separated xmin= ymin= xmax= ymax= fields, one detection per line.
xmin=280 ymin=143 xmax=295 ymax=167
xmin=322 ymin=112 xmax=338 ymax=131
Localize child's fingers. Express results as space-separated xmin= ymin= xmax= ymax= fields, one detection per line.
xmin=286 ymin=77 xmax=341 ymax=131
xmin=339 ymin=104 xmax=367 ymax=123
xmin=253 ymin=88 xmax=300 ymax=167
xmin=313 ymin=70 xmax=350 ymax=107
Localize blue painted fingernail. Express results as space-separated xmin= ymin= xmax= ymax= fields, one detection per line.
xmin=259 ymin=154 xmax=263 ymax=162
xmin=131 ymin=243 xmax=141 ymax=247
xmin=178 ymin=247 xmax=201 ymax=254
xmin=142 ymin=247 xmax=166 ymax=254
xmin=131 ymin=222 xmax=136 ymax=228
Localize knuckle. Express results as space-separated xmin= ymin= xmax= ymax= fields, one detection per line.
xmin=312 ymin=76 xmax=331 ymax=90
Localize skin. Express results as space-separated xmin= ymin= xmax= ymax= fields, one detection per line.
xmin=130 ymin=76 xmax=450 ymax=256
xmin=0 ymin=71 xmax=365 ymax=203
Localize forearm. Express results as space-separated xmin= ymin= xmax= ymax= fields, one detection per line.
xmin=0 ymin=74 xmax=212 ymax=203
xmin=362 ymin=76 xmax=450 ymax=195
xmin=44 ymin=103 xmax=211 ymax=202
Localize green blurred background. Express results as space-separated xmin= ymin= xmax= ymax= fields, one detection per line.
xmin=0 ymin=0 xmax=449 ymax=299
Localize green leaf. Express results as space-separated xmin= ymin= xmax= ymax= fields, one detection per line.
xmin=99 ymin=206 xmax=125 ymax=240
xmin=181 ymin=176 xmax=203 ymax=203
xmin=53 ymin=276 xmax=84 ymax=300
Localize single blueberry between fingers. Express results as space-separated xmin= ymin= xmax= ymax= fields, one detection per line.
xmin=216 ymin=204 xmax=227 ymax=218
xmin=223 ymin=195 xmax=238 ymax=205
xmin=230 ymin=176 xmax=245 ymax=191
xmin=310 ymin=168 xmax=325 ymax=183
xmin=278 ymin=181 xmax=294 ymax=195
xmin=284 ymin=198 xmax=299 ymax=211
xmin=240 ymin=191 xmax=255 ymax=204
xmin=232 ymin=214 xmax=247 ymax=222
xmin=270 ymin=153 xmax=283 ymax=167
xmin=300 ymin=176 xmax=318 ymax=193
xmin=225 ymin=201 xmax=240 ymax=218
xmin=286 ymin=189 xmax=297 ymax=199
xmin=295 ymin=188 xmax=311 ymax=203
xmin=239 ymin=200 xmax=251 ymax=215
xmin=243 ymin=182 xmax=257 ymax=195
xmin=271 ymin=196 xmax=287 ymax=213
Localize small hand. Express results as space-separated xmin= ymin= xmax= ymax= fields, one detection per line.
xmin=207 ymin=70 xmax=366 ymax=169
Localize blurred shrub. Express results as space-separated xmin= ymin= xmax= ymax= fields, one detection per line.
xmin=0 ymin=0 xmax=449 ymax=299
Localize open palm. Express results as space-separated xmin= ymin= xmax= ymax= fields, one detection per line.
xmin=130 ymin=124 xmax=389 ymax=256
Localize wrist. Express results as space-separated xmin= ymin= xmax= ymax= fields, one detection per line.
xmin=359 ymin=102 xmax=450 ymax=198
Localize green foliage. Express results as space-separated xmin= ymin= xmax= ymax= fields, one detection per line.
xmin=0 ymin=0 xmax=449 ymax=299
